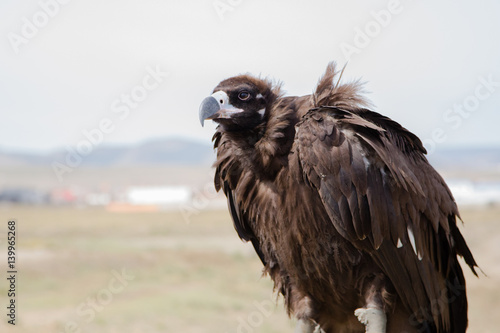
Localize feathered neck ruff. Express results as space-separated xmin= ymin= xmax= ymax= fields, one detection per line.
xmin=213 ymin=62 xmax=371 ymax=175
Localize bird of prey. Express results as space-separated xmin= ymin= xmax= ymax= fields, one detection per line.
xmin=198 ymin=63 xmax=478 ymax=333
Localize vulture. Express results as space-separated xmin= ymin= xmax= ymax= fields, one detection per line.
xmin=198 ymin=63 xmax=478 ymax=333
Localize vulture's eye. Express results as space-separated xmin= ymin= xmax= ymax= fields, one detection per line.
xmin=238 ymin=91 xmax=251 ymax=101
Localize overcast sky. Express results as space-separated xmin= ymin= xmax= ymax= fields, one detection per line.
xmin=1 ymin=0 xmax=499 ymax=154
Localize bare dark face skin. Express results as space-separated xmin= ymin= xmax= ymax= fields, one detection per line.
xmin=199 ymin=76 xmax=271 ymax=132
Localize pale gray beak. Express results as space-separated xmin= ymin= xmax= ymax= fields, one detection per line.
xmin=199 ymin=91 xmax=244 ymax=126
xmin=199 ymin=96 xmax=220 ymax=127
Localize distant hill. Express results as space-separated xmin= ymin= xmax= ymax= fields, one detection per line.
xmin=0 ymin=139 xmax=499 ymax=173
xmin=427 ymin=147 xmax=500 ymax=171
xmin=0 ymin=138 xmax=215 ymax=167
xmin=0 ymin=140 xmax=498 ymax=192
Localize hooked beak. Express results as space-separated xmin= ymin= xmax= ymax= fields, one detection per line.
xmin=199 ymin=91 xmax=244 ymax=126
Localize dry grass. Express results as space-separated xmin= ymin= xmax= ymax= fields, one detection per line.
xmin=0 ymin=205 xmax=498 ymax=332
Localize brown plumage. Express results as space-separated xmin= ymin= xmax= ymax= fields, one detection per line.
xmin=198 ymin=63 xmax=478 ymax=333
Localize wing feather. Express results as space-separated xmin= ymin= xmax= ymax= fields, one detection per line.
xmin=294 ymin=106 xmax=477 ymax=330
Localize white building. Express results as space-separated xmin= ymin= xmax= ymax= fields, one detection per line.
xmin=447 ymin=180 xmax=500 ymax=206
xmin=126 ymin=186 xmax=191 ymax=206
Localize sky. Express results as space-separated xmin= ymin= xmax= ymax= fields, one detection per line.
xmin=0 ymin=0 xmax=499 ymax=154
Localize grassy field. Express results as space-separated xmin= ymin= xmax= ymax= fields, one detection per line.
xmin=0 ymin=205 xmax=498 ymax=333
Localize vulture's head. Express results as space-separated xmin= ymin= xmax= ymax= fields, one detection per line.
xmin=199 ymin=75 xmax=275 ymax=132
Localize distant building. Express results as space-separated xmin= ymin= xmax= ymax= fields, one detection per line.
xmin=85 ymin=193 xmax=111 ymax=206
xmin=447 ymin=180 xmax=500 ymax=206
xmin=105 ymin=186 xmax=192 ymax=212
xmin=0 ymin=188 xmax=48 ymax=204
xmin=126 ymin=186 xmax=191 ymax=206
xmin=50 ymin=188 xmax=78 ymax=205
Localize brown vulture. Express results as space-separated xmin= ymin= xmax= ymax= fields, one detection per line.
xmin=198 ymin=63 xmax=478 ymax=333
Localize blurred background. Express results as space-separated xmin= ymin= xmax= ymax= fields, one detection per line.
xmin=0 ymin=0 xmax=499 ymax=332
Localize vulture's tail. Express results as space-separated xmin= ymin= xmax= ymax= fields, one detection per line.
xmin=445 ymin=259 xmax=468 ymax=333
